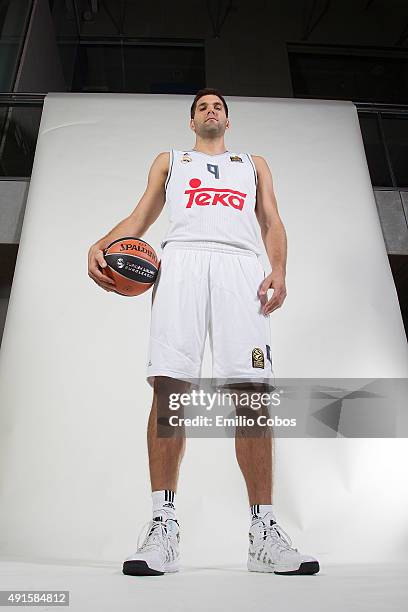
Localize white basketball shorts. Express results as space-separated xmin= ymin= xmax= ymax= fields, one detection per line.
xmin=146 ymin=241 xmax=275 ymax=388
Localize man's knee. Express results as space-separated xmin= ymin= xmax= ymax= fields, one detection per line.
xmin=154 ymin=376 xmax=190 ymax=437
xmin=219 ymin=382 xmax=274 ymax=438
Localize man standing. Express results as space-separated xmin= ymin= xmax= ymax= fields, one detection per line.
xmin=88 ymin=88 xmax=319 ymax=576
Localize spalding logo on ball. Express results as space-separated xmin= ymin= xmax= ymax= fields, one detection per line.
xmin=103 ymin=237 xmax=160 ymax=297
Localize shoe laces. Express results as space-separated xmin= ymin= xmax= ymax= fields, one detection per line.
xmin=256 ymin=520 xmax=299 ymax=553
xmin=137 ymin=519 xmax=170 ymax=554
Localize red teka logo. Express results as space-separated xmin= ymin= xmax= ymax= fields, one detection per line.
xmin=184 ymin=178 xmax=247 ymax=211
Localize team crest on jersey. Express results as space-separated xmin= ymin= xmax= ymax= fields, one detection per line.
xmin=230 ymin=155 xmax=243 ymax=162
xmin=184 ymin=178 xmax=247 ymax=210
xmin=252 ymin=347 xmax=264 ymax=369
xmin=181 ymin=153 xmax=192 ymax=163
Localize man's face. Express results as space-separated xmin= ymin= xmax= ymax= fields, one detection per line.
xmin=190 ymin=95 xmax=230 ymax=138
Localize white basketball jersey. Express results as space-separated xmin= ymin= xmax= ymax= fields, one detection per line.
xmin=160 ymin=149 xmax=263 ymax=255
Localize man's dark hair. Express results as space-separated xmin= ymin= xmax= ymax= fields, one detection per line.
xmin=190 ymin=88 xmax=229 ymax=119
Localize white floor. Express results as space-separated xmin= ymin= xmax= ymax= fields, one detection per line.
xmin=0 ymin=559 xmax=407 ymax=611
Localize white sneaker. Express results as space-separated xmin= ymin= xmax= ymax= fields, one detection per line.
xmin=248 ymin=512 xmax=319 ymax=575
xmin=123 ymin=516 xmax=180 ymax=576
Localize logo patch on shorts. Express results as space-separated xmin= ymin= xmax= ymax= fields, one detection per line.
xmin=252 ymin=347 xmax=264 ymax=369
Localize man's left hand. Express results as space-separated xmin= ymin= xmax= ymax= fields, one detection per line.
xmin=258 ymin=271 xmax=287 ymax=315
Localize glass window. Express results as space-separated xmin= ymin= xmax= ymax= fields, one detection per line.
xmin=0 ymin=0 xmax=32 ymax=92
xmin=289 ymin=50 xmax=408 ymax=104
xmin=381 ymin=114 xmax=408 ymax=189
xmin=358 ymin=112 xmax=392 ymax=187
xmin=71 ymin=44 xmax=205 ymax=94
xmin=0 ymin=105 xmax=43 ymax=177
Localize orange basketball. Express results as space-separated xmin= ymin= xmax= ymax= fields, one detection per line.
xmin=103 ymin=237 xmax=160 ymax=297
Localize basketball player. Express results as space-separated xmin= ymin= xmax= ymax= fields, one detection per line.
xmin=88 ymin=89 xmax=320 ymax=576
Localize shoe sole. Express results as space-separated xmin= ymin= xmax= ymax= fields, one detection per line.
xmin=249 ymin=561 xmax=320 ymax=575
xmin=123 ymin=560 xmax=164 ymax=576
xmin=274 ymin=561 xmax=320 ymax=575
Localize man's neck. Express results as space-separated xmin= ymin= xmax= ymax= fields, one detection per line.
xmin=192 ymin=139 xmax=228 ymax=156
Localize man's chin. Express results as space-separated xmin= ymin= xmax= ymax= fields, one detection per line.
xmin=201 ymin=127 xmax=223 ymax=137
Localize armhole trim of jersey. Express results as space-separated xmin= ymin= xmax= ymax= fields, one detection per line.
xmin=165 ymin=150 xmax=174 ymax=191
xmin=247 ymin=153 xmax=258 ymax=189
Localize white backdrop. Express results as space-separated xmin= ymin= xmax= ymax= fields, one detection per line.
xmin=0 ymin=93 xmax=407 ymax=567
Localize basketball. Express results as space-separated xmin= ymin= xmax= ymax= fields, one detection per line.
xmin=103 ymin=237 xmax=160 ymax=297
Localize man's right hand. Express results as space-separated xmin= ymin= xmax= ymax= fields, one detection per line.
xmin=87 ymin=244 xmax=116 ymax=292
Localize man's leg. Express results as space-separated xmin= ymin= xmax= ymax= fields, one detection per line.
xmin=231 ymin=384 xmax=274 ymax=505
xmin=235 ymin=424 xmax=273 ymax=505
xmin=230 ymin=384 xmax=319 ymax=575
xmin=147 ymin=376 xmax=187 ymax=492
xmin=123 ymin=376 xmax=188 ymax=576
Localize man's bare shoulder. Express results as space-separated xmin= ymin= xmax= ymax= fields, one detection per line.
xmin=153 ymin=151 xmax=170 ymax=170
xmin=147 ymin=152 xmax=170 ymax=185
xmin=251 ymin=154 xmax=268 ymax=169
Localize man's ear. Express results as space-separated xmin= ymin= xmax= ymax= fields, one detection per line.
xmin=226 ymin=118 xmax=230 ymax=130
xmin=190 ymin=118 xmax=196 ymax=132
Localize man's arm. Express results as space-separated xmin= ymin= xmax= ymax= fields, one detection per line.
xmin=252 ymin=155 xmax=287 ymax=315
xmin=88 ymin=152 xmax=169 ymax=292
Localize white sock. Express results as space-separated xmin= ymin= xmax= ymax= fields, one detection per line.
xmin=250 ymin=504 xmax=277 ymax=523
xmin=152 ymin=489 xmax=177 ymax=521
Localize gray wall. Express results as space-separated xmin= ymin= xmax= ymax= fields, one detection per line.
xmin=374 ymin=190 xmax=408 ymax=255
xmin=0 ymin=180 xmax=29 ymax=346
xmin=0 ymin=180 xmax=29 ymax=243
